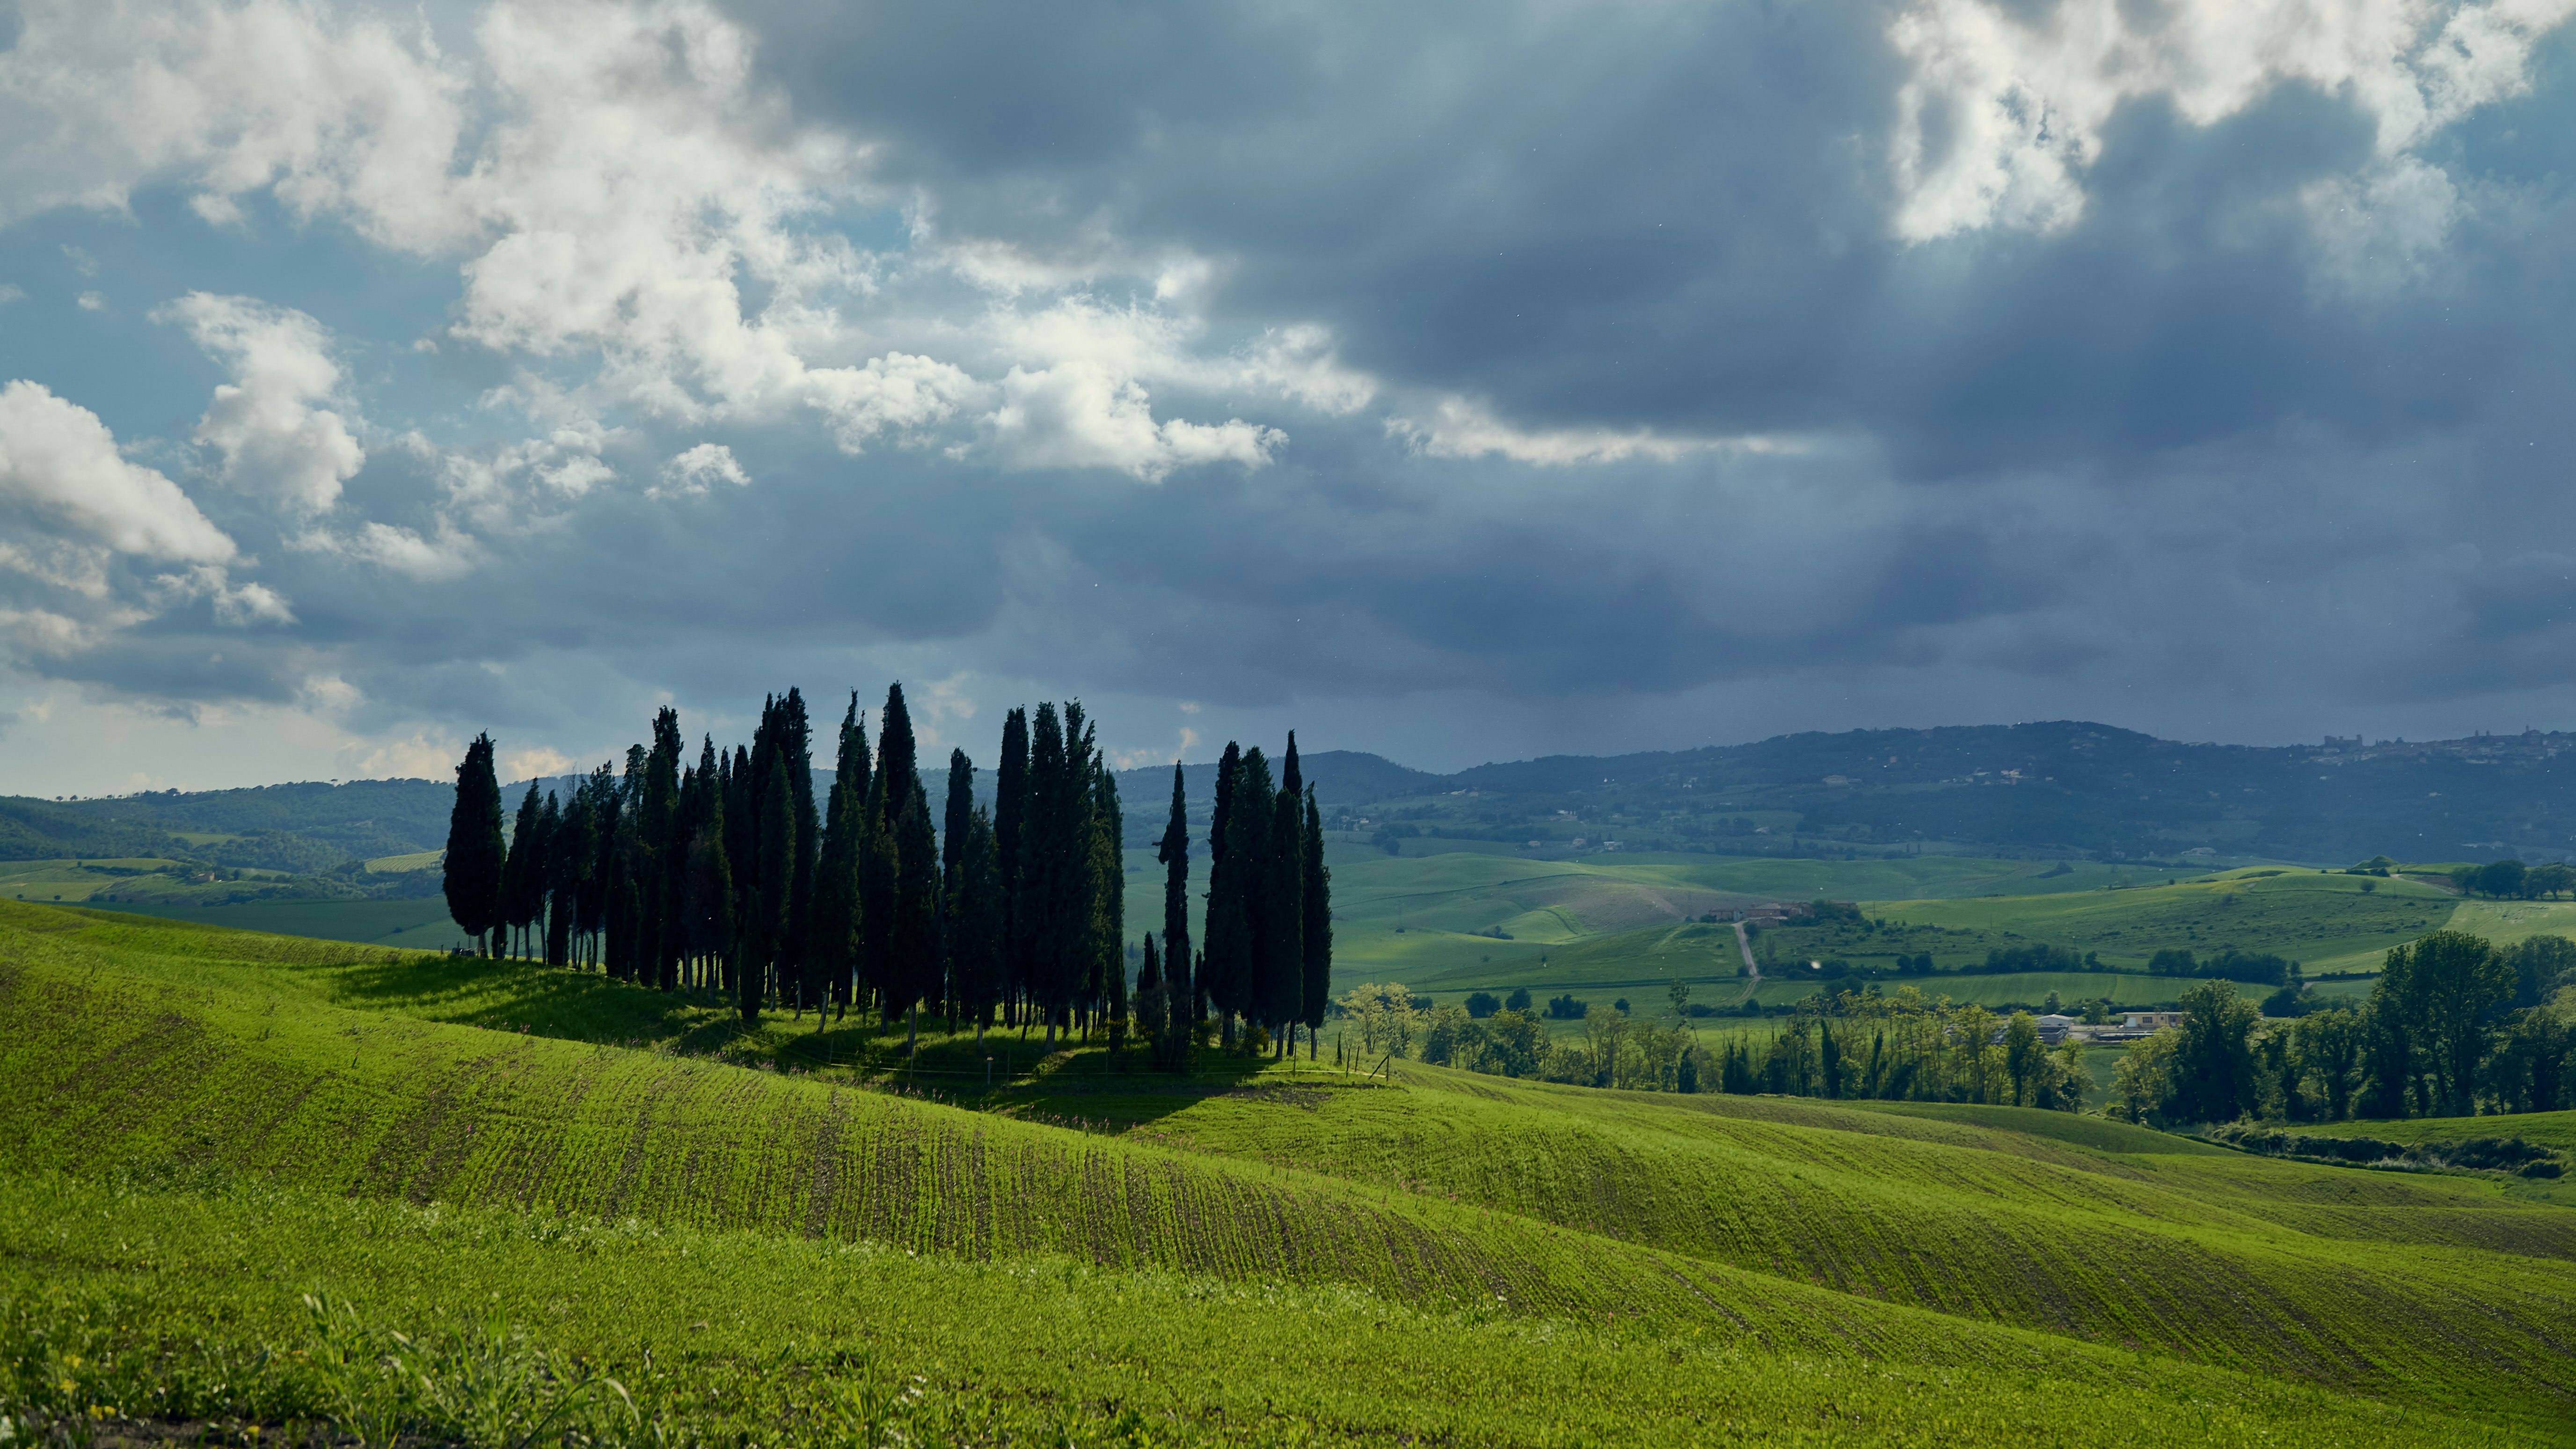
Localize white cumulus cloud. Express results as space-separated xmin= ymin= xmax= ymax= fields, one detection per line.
xmin=657 ymin=442 xmax=749 ymax=495
xmin=159 ymin=291 xmax=366 ymax=514
xmin=1887 ymin=0 xmax=2576 ymax=243
xmin=0 ymin=379 xmax=237 ymax=561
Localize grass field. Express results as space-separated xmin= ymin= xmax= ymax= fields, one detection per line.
xmin=0 ymin=898 xmax=2570 ymax=1444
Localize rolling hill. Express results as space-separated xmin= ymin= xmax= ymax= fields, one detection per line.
xmin=0 ymin=900 xmax=2568 ymax=1444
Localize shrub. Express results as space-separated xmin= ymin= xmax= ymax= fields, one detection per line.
xmin=1464 ymin=991 xmax=1502 ymax=1019
xmin=1545 ymin=994 xmax=1587 ymax=1020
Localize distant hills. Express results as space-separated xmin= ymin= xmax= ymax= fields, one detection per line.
xmin=1271 ymin=722 xmax=2576 ymax=865
xmin=10 ymin=721 xmax=2576 ymax=868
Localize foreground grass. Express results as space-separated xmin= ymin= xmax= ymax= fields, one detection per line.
xmin=3 ymin=1171 xmax=2497 ymax=1449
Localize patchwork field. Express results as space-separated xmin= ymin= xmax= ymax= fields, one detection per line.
xmin=1348 ymin=855 xmax=2563 ymax=1017
xmin=0 ymin=899 xmax=2569 ymax=1445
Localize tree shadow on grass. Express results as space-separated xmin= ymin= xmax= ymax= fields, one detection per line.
xmin=321 ymin=957 xmax=719 ymax=1043
xmin=316 ymin=956 xmax=1360 ymax=1132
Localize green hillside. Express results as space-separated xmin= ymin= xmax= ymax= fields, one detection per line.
xmin=0 ymin=901 xmax=2570 ymax=1444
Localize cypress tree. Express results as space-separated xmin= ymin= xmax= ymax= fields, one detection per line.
xmin=942 ymin=747 xmax=973 ymax=1022
xmin=501 ymin=781 xmax=545 ymax=959
xmin=1021 ymin=703 xmax=1070 ymax=1040
xmin=1091 ymin=759 xmax=1125 ymax=1042
xmin=1300 ymin=786 xmax=1331 ymax=1057
xmin=1057 ymin=705 xmax=1101 ymax=1034
xmin=1202 ymin=743 xmax=1246 ymax=1043
xmin=1263 ymin=770 xmax=1305 ymax=1053
xmin=579 ymin=763 xmax=616 ymax=969
xmin=772 ymin=689 xmax=817 ymax=1007
xmin=944 ymin=748 xmax=972 ymax=882
xmin=722 ymin=744 xmax=750 ymax=994
xmin=994 ymin=708 xmax=1029 ymax=1027
xmin=606 ymin=744 xmax=646 ymax=980
xmin=1157 ymin=763 xmax=1193 ymax=1030
xmin=680 ymin=737 xmax=731 ymax=990
xmin=891 ymin=788 xmax=942 ymax=1053
xmin=745 ymin=754 xmax=793 ymax=1023
xmin=1213 ymin=746 xmax=1272 ymax=1044
xmin=951 ymin=804 xmax=1003 ymax=1038
xmin=549 ymin=784 xmax=589 ymax=967
xmin=877 ymin=683 xmax=919 ymax=826
xmin=809 ymin=695 xmax=866 ymax=1024
xmin=642 ymin=707 xmax=685 ymax=990
xmin=535 ymin=791 xmax=566 ymax=963
xmin=443 ymin=733 xmax=505 ymax=955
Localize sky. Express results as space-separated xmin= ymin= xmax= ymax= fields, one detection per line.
xmin=0 ymin=0 xmax=2572 ymax=794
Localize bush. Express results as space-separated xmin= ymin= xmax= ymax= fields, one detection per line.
xmin=1504 ymin=987 xmax=1533 ymax=1012
xmin=1464 ymin=991 xmax=1502 ymax=1019
xmin=1545 ymin=994 xmax=1587 ymax=1020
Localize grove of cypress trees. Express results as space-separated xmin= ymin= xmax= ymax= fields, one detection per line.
xmin=443 ymin=733 xmax=505 ymax=956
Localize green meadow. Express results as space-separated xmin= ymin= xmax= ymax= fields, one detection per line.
xmin=0 ymin=899 xmax=2570 ymax=1445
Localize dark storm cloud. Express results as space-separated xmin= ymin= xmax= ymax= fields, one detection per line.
xmin=13 ymin=0 xmax=2575 ymax=787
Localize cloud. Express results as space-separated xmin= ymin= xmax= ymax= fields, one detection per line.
xmin=159 ymin=292 xmax=366 ymax=514
xmin=1387 ymin=397 xmax=1788 ymax=467
xmin=1886 ymin=0 xmax=2575 ymax=243
xmin=657 ymin=442 xmax=749 ymax=495
xmin=0 ymin=380 xmax=236 ymax=562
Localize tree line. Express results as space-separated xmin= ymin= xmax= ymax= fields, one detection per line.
xmin=2114 ymin=932 xmax=2573 ymax=1123
xmin=441 ymin=686 xmax=1329 ymax=1059
xmin=1335 ymin=980 xmax=2092 ymax=1109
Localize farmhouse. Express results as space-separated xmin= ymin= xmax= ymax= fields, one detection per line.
xmin=2124 ymin=1011 xmax=2186 ymax=1031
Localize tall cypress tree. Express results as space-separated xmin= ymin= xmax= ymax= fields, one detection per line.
xmin=579 ymin=763 xmax=617 ymax=969
xmin=890 ymin=788 xmax=942 ymax=1052
xmin=501 ymin=781 xmax=545 ymax=959
xmin=877 ymin=683 xmax=919 ymax=826
xmin=549 ymin=783 xmax=589 ymax=967
xmin=1202 ymin=743 xmax=1245 ymax=1042
xmin=535 ymin=791 xmax=566 ymax=963
xmin=952 ymin=804 xmax=1003 ymax=1038
xmin=1211 ymin=745 xmax=1271 ymax=1043
xmin=809 ymin=695 xmax=866 ymax=1023
xmin=994 ymin=707 xmax=1030 ymax=1027
xmin=685 ymin=751 xmax=734 ymax=993
xmin=443 ymin=734 xmax=505 ymax=955
xmin=745 ymin=754 xmax=793 ymax=1023
xmin=1157 ymin=763 xmax=1193 ymax=1029
xmin=1263 ymin=766 xmax=1305 ymax=1052
xmin=942 ymin=749 xmax=974 ymax=1018
xmin=1091 ymin=758 xmax=1125 ymax=1041
xmin=642 ymin=707 xmax=685 ymax=990
xmin=1021 ymin=703 xmax=1069 ymax=1039
xmin=1301 ymin=786 xmax=1331 ymax=1057
xmin=774 ymin=689 xmax=817 ymax=1007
